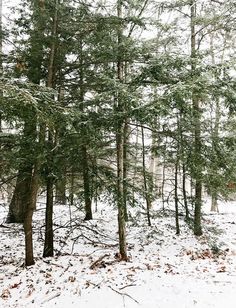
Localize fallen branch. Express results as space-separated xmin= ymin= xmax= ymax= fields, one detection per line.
xmin=0 ymin=224 xmax=11 ymax=228
xmin=39 ymin=292 xmax=61 ymax=304
xmin=108 ymin=286 xmax=140 ymax=304
xmin=42 ymin=260 xmax=64 ymax=268
xmin=81 ymin=234 xmax=117 ymax=248
xmin=119 ymin=284 xmax=137 ymax=290
xmin=90 ymin=254 xmax=110 ymax=270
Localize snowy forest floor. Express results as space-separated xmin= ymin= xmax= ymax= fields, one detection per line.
xmin=0 ymin=198 xmax=236 ymax=308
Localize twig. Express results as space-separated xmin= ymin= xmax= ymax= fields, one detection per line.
xmin=108 ymin=286 xmax=140 ymax=305
xmin=119 ymin=284 xmax=137 ymax=290
xmin=0 ymin=224 xmax=11 ymax=228
xmin=39 ymin=292 xmax=61 ymax=304
xmin=59 ymin=265 xmax=70 ymax=277
xmin=88 ymin=279 xmax=105 ymax=288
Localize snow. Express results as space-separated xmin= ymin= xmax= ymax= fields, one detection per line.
xmin=0 ymin=198 xmax=236 ymax=307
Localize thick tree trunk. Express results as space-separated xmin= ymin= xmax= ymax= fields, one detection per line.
xmin=24 ymin=166 xmax=38 ymax=266
xmin=7 ymin=121 xmax=37 ymax=223
xmin=19 ymin=113 xmax=38 ymax=266
xmin=7 ymin=169 xmax=31 ymax=223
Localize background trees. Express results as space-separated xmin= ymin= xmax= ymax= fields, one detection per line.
xmin=1 ymin=0 xmax=236 ymax=265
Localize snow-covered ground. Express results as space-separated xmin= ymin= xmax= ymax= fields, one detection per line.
xmin=0 ymin=198 xmax=236 ymax=308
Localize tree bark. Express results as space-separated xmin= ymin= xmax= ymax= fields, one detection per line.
xmin=55 ymin=176 xmax=67 ymax=204
xmin=43 ymin=173 xmax=54 ymax=257
xmin=123 ymin=118 xmax=129 ymax=221
xmin=141 ymin=127 xmax=151 ymax=226
xmin=174 ymin=134 xmax=180 ymax=235
xmin=116 ymin=0 xmax=128 ymax=260
xmin=82 ymin=144 xmax=93 ymax=220
xmin=7 ymin=168 xmax=31 ymax=223
xmin=149 ymin=128 xmax=158 ymax=201
xmin=43 ymin=0 xmax=59 ymax=258
xmin=7 ymin=121 xmax=37 ymax=223
xmin=182 ymin=163 xmax=190 ymax=221
xmin=179 ymin=110 xmax=190 ymax=222
xmin=78 ymin=39 xmax=93 ymax=221
xmin=161 ymin=139 xmax=167 ymax=210
xmin=191 ymin=0 xmax=203 ymax=236
xmin=24 ymin=165 xmax=38 ymax=266
xmin=132 ymin=125 xmax=139 ymax=207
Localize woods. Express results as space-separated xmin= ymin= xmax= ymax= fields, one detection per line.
xmin=1 ymin=0 xmax=236 ymax=281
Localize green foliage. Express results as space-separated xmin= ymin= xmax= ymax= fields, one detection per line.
xmin=2 ymin=0 xmax=236 ymax=219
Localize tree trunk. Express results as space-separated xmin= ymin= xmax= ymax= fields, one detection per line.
xmin=123 ymin=118 xmax=129 ymax=221
xmin=77 ymin=39 xmax=93 ymax=221
xmin=141 ymin=127 xmax=151 ymax=226
xmin=132 ymin=125 xmax=139 ymax=207
xmin=191 ymin=0 xmax=202 ymax=236
xmin=7 ymin=121 xmax=37 ymax=223
xmin=55 ymin=176 xmax=67 ymax=204
xmin=43 ymin=174 xmax=54 ymax=257
xmin=209 ymin=32 xmax=222 ymax=213
xmin=24 ymin=165 xmax=39 ymax=266
xmin=182 ymin=163 xmax=190 ymax=221
xmin=82 ymin=144 xmax=93 ymax=220
xmin=161 ymin=139 xmax=167 ymax=210
xmin=149 ymin=133 xmax=157 ymax=200
xmin=43 ymin=128 xmax=54 ymax=258
xmin=174 ymin=143 xmax=180 ymax=235
xmin=116 ymin=0 xmax=127 ymax=260
xmin=211 ymin=190 xmax=219 ymax=212
xmin=69 ymin=169 xmax=74 ymax=206
xmin=43 ymin=0 xmax=59 ymax=257
xmin=179 ymin=110 xmax=190 ymax=222
xmin=7 ymin=168 xmax=31 ymax=223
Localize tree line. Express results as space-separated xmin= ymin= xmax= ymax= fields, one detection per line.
xmin=0 ymin=0 xmax=236 ymax=266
